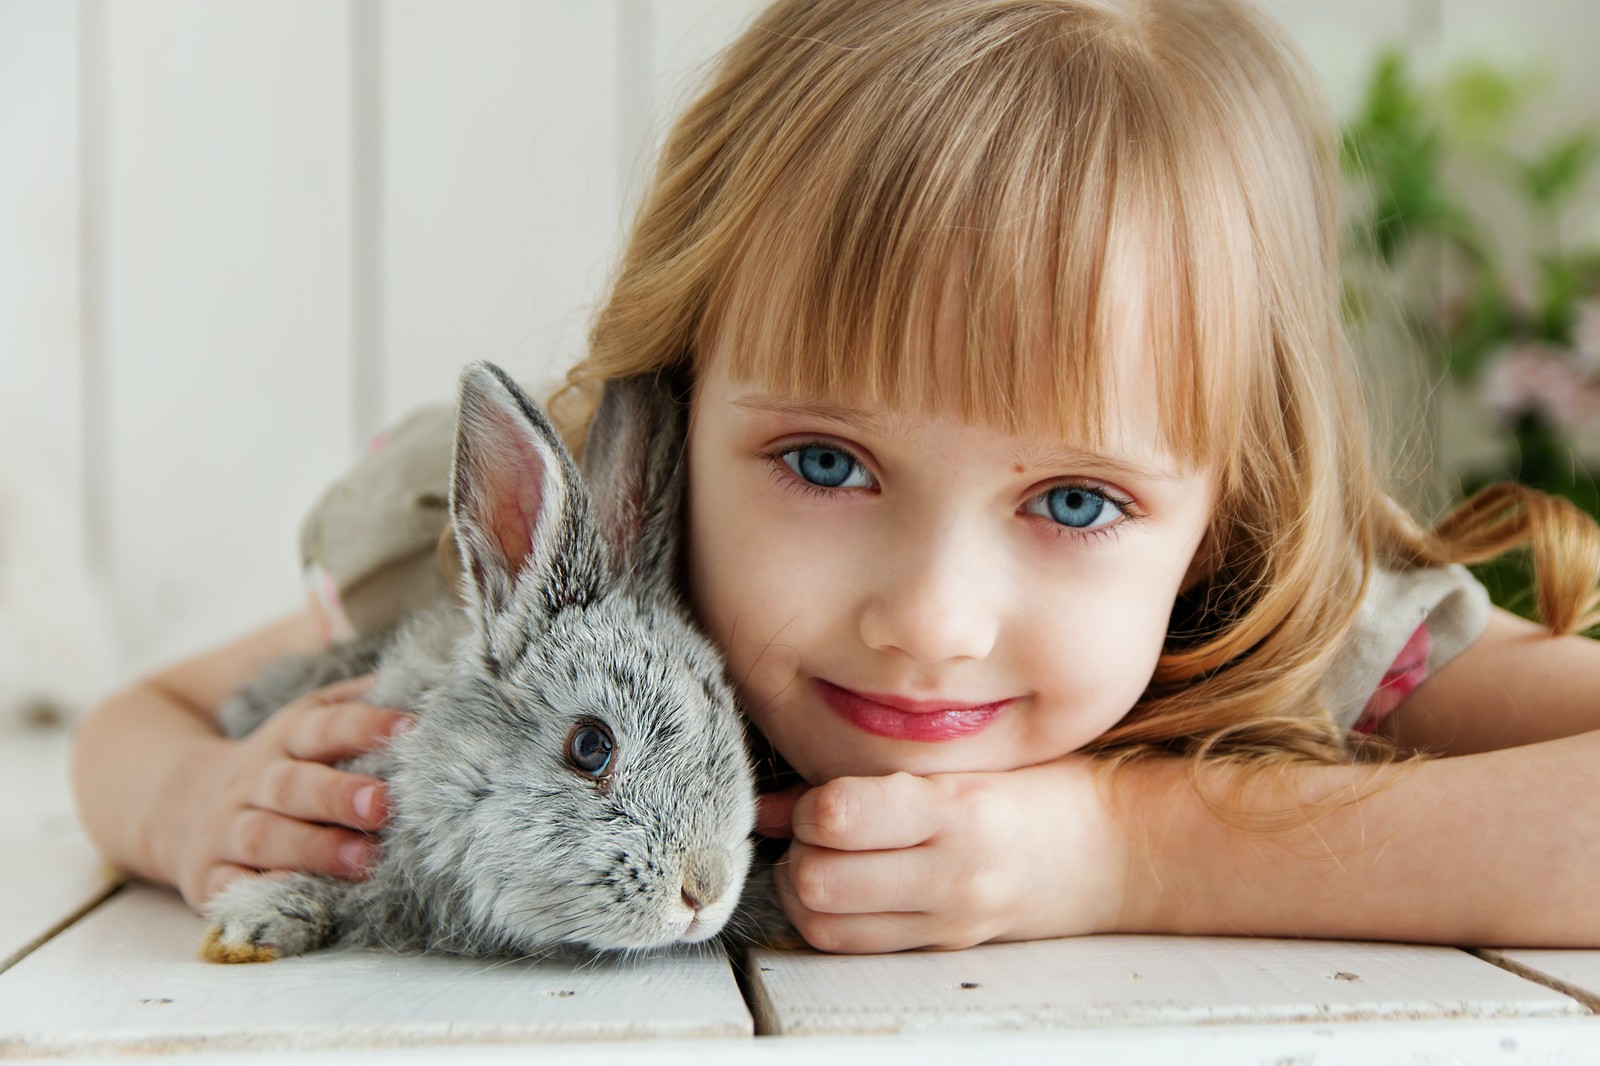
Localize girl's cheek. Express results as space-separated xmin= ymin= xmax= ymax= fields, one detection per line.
xmin=688 ymin=496 xmax=796 ymax=652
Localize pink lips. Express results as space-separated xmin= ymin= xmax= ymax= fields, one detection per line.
xmin=814 ymin=679 xmax=1011 ymax=741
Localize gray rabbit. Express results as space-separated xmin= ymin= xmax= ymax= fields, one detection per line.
xmin=202 ymin=362 xmax=780 ymax=962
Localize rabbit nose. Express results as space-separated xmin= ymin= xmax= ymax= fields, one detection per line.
xmin=681 ymin=849 xmax=733 ymax=911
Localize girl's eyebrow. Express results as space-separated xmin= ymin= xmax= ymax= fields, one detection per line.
xmin=1010 ymin=443 xmax=1187 ymax=486
xmin=731 ymin=393 xmax=880 ymax=434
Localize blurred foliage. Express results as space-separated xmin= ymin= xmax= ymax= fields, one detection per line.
xmin=1341 ymin=48 xmax=1600 ymax=630
xmin=1341 ymin=52 xmax=1485 ymax=269
xmin=1342 ymin=51 xmax=1600 ymax=371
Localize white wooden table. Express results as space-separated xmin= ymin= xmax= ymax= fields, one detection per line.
xmin=5 ymin=725 xmax=1600 ymax=1065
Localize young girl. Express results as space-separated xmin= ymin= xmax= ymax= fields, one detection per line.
xmin=74 ymin=0 xmax=1600 ymax=954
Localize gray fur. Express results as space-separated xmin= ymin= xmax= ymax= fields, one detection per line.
xmin=206 ymin=363 xmax=783 ymax=961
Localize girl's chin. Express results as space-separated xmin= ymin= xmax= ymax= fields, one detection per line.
xmin=778 ymin=729 xmax=1020 ymax=783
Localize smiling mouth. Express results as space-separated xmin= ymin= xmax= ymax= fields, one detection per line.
xmin=813 ymin=679 xmax=1011 ymax=741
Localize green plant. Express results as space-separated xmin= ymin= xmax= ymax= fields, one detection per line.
xmin=1342 ymin=48 xmax=1600 ymax=627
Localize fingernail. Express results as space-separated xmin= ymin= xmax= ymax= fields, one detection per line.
xmin=353 ymin=784 xmax=377 ymax=820
xmin=387 ymin=715 xmax=416 ymax=737
xmin=339 ymin=840 xmax=370 ymax=873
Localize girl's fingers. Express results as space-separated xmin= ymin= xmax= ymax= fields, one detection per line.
xmin=789 ymin=772 xmax=942 ymax=851
xmin=306 ymin=673 xmax=378 ymax=706
xmin=756 ymin=784 xmax=807 ymax=838
xmin=252 ymin=760 xmax=389 ymax=832
xmin=783 ymin=840 xmax=933 ymax=916
xmin=774 ymin=852 xmax=998 ymax=953
xmin=194 ymin=861 xmax=258 ymax=909
xmin=222 ymin=808 xmax=377 ymax=881
xmin=779 ymin=911 xmax=940 ymax=955
xmin=280 ymin=698 xmax=413 ymax=765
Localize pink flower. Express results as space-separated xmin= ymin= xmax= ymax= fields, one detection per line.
xmin=1480 ymin=342 xmax=1600 ymax=433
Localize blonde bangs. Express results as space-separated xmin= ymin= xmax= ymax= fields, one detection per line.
xmin=695 ymin=2 xmax=1259 ymax=475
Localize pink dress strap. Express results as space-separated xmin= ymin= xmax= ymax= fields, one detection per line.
xmin=1350 ymin=622 xmax=1433 ymax=735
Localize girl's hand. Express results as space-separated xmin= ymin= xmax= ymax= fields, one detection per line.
xmin=161 ymin=675 xmax=412 ymax=909
xmin=759 ymin=758 xmax=1130 ymax=953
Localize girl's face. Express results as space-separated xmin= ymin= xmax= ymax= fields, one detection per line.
xmin=684 ymin=350 xmax=1216 ymax=784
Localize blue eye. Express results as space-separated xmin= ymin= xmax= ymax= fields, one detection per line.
xmin=567 ymin=721 xmax=614 ymax=777
xmin=1028 ymin=485 xmax=1120 ymax=530
xmin=780 ymin=445 xmax=871 ymax=489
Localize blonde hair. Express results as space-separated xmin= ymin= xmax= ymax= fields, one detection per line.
xmin=556 ymin=0 xmax=1600 ymax=771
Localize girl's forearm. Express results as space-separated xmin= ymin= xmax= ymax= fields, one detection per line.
xmin=71 ymin=680 xmax=228 ymax=887
xmin=70 ymin=611 xmax=323 ymax=889
xmin=1113 ymin=732 xmax=1600 ymax=946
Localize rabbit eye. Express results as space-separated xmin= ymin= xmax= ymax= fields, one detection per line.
xmin=566 ymin=721 xmax=615 ymax=778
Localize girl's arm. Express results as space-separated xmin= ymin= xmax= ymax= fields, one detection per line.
xmin=1118 ymin=605 xmax=1600 ymax=945
xmin=70 ymin=610 xmax=411 ymax=908
xmin=1119 ymin=744 xmax=1600 ymax=946
xmin=766 ymin=607 xmax=1600 ymax=951
xmin=1375 ymin=608 xmax=1600 ymax=754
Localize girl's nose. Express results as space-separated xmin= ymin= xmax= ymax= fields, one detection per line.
xmin=856 ymin=522 xmax=1000 ymax=664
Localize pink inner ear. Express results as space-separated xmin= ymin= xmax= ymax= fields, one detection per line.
xmin=487 ymin=485 xmax=537 ymax=571
xmin=473 ymin=403 xmax=547 ymax=573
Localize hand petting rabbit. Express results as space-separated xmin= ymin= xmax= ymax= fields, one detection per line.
xmin=203 ymin=363 xmax=771 ymax=962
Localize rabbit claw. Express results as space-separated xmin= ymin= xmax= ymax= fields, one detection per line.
xmin=199 ymin=874 xmax=339 ymax=963
xmin=199 ymin=921 xmax=283 ymax=964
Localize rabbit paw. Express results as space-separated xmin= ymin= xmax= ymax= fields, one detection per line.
xmin=200 ymin=874 xmax=340 ymax=963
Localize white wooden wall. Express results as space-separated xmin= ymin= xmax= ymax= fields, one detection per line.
xmin=3 ymin=0 xmax=1598 ymax=689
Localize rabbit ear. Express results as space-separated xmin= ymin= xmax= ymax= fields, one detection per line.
xmin=579 ymin=372 xmax=688 ymax=605
xmin=451 ymin=363 xmax=605 ymax=652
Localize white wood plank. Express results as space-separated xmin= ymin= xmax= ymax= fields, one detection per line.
xmin=0 ymin=882 xmax=751 ymax=1056
xmin=0 ymin=728 xmax=122 ymax=972
xmin=747 ymin=936 xmax=1587 ymax=1035
xmin=379 ymin=0 xmax=626 ymax=429
xmin=22 ymin=1019 xmax=1600 ymax=1066
xmin=1478 ymin=949 xmax=1600 ymax=1012
xmin=104 ymin=0 xmax=357 ymax=676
